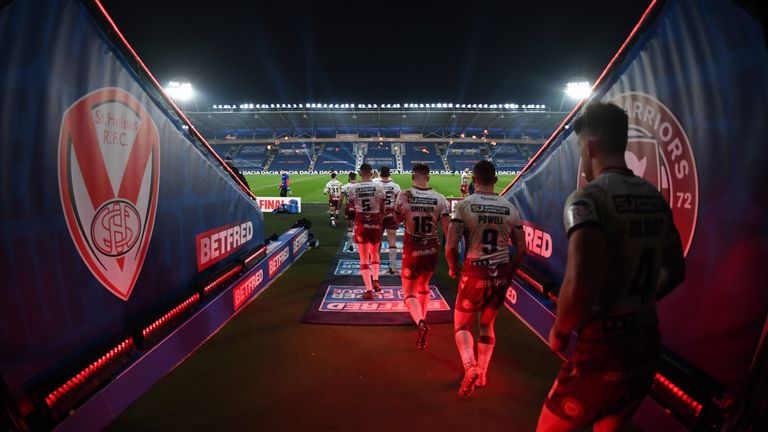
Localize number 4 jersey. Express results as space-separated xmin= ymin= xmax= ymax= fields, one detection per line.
xmin=452 ymin=192 xmax=522 ymax=271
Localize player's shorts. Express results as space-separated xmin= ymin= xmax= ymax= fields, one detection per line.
xmin=544 ymin=323 xmax=661 ymax=426
xmin=329 ymin=198 xmax=340 ymax=209
xmin=455 ymin=264 xmax=512 ymax=312
xmin=460 ymin=184 xmax=469 ymax=194
xmin=382 ymin=213 xmax=398 ymax=230
xmin=345 ymin=206 xmax=355 ymax=221
xmin=354 ymin=213 xmax=383 ymax=244
xmin=401 ymin=236 xmax=440 ymax=280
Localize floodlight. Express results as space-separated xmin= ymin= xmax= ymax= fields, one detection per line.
xmin=165 ymin=81 xmax=193 ymax=101
xmin=448 ymin=103 xmax=453 ymax=108
xmin=565 ymin=81 xmax=592 ymax=99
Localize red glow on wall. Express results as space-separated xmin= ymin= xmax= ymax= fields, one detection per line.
xmin=654 ymin=372 xmax=703 ymax=417
xmin=203 ymin=265 xmax=243 ymax=296
xmin=142 ymin=294 xmax=201 ymax=338
xmin=45 ymin=338 xmax=133 ymax=408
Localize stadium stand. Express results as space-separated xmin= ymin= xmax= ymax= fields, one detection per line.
xmin=402 ymin=143 xmax=444 ymax=170
xmin=268 ymin=142 xmax=312 ymax=170
xmin=314 ymin=142 xmax=356 ymax=171
xmin=364 ymin=142 xmax=395 ymax=168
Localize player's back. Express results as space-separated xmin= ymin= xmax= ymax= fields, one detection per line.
xmin=455 ymin=192 xmax=520 ymax=269
xmin=397 ymin=187 xmax=448 ymax=239
xmin=380 ymin=180 xmax=401 ymax=213
xmin=348 ymin=181 xmax=385 ymax=214
xmin=565 ymin=168 xmax=678 ymax=319
xmin=325 ymin=179 xmax=342 ymax=198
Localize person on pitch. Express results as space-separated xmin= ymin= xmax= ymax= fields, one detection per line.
xmin=378 ymin=166 xmax=402 ymax=274
xmin=536 ymin=103 xmax=685 ymax=431
xmin=347 ymin=163 xmax=386 ymax=300
xmin=460 ymin=167 xmax=471 ymax=197
xmin=340 ymin=172 xmax=358 ymax=252
xmin=446 ymin=160 xmax=526 ymax=398
xmin=394 ymin=164 xmax=450 ymax=349
xmin=323 ymin=172 xmax=343 ymax=228
xmin=279 ymin=170 xmax=290 ymax=197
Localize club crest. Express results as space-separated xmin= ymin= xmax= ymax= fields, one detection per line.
xmin=58 ymin=88 xmax=160 ymax=300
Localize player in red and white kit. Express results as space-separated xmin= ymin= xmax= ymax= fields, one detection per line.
xmin=340 ymin=172 xmax=357 ymax=251
xmin=395 ymin=164 xmax=449 ymax=349
xmin=446 ymin=160 xmax=527 ymax=398
xmin=460 ymin=168 xmax=470 ymax=197
xmin=378 ymin=166 xmax=402 ymax=274
xmin=323 ymin=172 xmax=343 ymax=227
xmin=347 ymin=163 xmax=386 ymax=299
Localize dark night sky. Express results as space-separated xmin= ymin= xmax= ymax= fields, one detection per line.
xmin=100 ymin=0 xmax=651 ymax=109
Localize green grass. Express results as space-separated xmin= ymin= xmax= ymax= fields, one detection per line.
xmin=244 ymin=174 xmax=517 ymax=202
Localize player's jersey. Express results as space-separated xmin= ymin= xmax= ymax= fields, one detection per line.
xmin=347 ymin=181 xmax=385 ymax=214
xmin=461 ymin=172 xmax=470 ymax=185
xmin=341 ymin=182 xmax=356 ymax=210
xmin=379 ymin=179 xmax=402 ymax=214
xmin=280 ymin=174 xmax=289 ymax=189
xmin=324 ymin=179 xmax=343 ymax=200
xmin=395 ymin=187 xmax=449 ymax=240
xmin=453 ymin=192 xmax=522 ymax=268
xmin=563 ymin=168 xmax=680 ymax=319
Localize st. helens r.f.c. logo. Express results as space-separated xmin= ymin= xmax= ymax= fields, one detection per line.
xmin=58 ymin=88 xmax=160 ymax=300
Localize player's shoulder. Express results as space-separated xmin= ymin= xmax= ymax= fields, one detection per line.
xmin=564 ymin=185 xmax=603 ymax=234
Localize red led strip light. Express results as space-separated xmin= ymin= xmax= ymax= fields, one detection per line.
xmin=654 ymin=372 xmax=704 ymax=417
xmin=244 ymin=246 xmax=267 ymax=267
xmin=142 ymin=294 xmax=201 ymax=338
xmin=501 ymin=0 xmax=660 ymax=196
xmin=203 ymin=265 xmax=243 ymax=296
xmin=91 ymin=0 xmax=254 ymax=199
xmin=45 ymin=338 xmax=133 ymax=408
xmin=515 ymin=269 xmax=557 ymax=302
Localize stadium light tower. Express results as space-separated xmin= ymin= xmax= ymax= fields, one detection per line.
xmin=164 ymin=79 xmax=197 ymax=111
xmin=560 ymin=79 xmax=591 ymax=111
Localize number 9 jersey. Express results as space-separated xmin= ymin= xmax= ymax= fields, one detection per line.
xmin=452 ymin=192 xmax=522 ymax=272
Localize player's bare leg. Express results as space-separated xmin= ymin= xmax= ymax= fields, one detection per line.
xmin=357 ymin=242 xmax=374 ymax=299
xmin=454 ymin=309 xmax=480 ymax=398
xmin=476 ymin=306 xmax=501 ymax=387
xmin=346 ymin=220 xmax=355 ymax=252
xmin=329 ymin=204 xmax=337 ymax=227
xmin=402 ymin=278 xmax=423 ymax=325
xmin=386 ymin=228 xmax=398 ymax=274
xmin=416 ymin=272 xmax=432 ymax=321
xmin=370 ymin=243 xmax=382 ymax=293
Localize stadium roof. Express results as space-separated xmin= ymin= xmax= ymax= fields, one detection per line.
xmin=185 ymin=108 xmax=568 ymax=143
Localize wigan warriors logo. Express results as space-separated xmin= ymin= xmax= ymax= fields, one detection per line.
xmin=58 ymin=88 xmax=160 ymax=300
xmin=577 ymin=92 xmax=699 ymax=255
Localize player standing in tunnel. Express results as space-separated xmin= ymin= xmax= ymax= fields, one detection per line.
xmin=536 ymin=103 xmax=685 ymax=431
xmin=347 ymin=164 xmax=386 ymax=300
xmin=378 ymin=166 xmax=402 ymax=274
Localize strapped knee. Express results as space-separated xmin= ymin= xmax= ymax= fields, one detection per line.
xmin=478 ymin=336 xmax=496 ymax=345
xmin=454 ymin=326 xmax=471 ymax=333
xmin=403 ymin=295 xmax=417 ymax=300
xmin=360 ymin=263 xmax=370 ymax=270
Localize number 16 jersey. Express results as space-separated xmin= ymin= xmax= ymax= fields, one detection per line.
xmin=452 ymin=192 xmax=522 ymax=271
xmin=395 ymin=187 xmax=449 ymax=240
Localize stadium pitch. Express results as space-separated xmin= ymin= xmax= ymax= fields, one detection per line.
xmin=244 ymin=173 xmax=517 ymax=202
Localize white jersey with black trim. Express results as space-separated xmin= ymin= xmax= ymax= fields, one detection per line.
xmin=395 ymin=187 xmax=449 ymax=240
xmin=563 ymin=168 xmax=680 ymax=318
xmin=453 ymin=192 xmax=522 ymax=267
xmin=461 ymin=172 xmax=470 ymax=185
xmin=347 ymin=181 xmax=385 ymax=214
xmin=324 ymin=179 xmax=343 ymax=200
xmin=341 ymin=182 xmax=356 ymax=208
xmin=379 ymin=179 xmax=401 ymax=213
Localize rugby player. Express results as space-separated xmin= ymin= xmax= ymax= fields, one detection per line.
xmin=340 ymin=172 xmax=357 ymax=251
xmin=536 ymin=103 xmax=685 ymax=431
xmin=323 ymin=172 xmax=343 ymax=228
xmin=347 ymin=164 xmax=386 ymax=300
xmin=460 ymin=168 xmax=470 ymax=197
xmin=378 ymin=166 xmax=402 ymax=274
xmin=394 ymin=164 xmax=449 ymax=349
xmin=446 ymin=160 xmax=526 ymax=398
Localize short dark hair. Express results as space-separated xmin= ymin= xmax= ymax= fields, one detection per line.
xmin=349 ymin=172 xmax=357 ymax=180
xmin=573 ymin=102 xmax=628 ymax=156
xmin=380 ymin=166 xmax=391 ymax=177
xmin=331 ymin=172 xmax=336 ymax=179
xmin=412 ymin=163 xmax=429 ymax=176
xmin=472 ymin=160 xmax=496 ymax=185
xmin=359 ymin=163 xmax=372 ymax=172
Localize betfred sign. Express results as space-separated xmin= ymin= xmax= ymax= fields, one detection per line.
xmin=254 ymin=197 xmax=302 ymax=212
xmin=232 ymin=269 xmax=264 ymax=310
xmin=196 ymin=221 xmax=254 ymax=271
xmin=268 ymin=247 xmax=290 ymax=278
xmin=292 ymin=230 xmax=308 ymax=255
xmin=522 ymin=221 xmax=553 ymax=258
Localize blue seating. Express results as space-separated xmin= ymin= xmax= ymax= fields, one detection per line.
xmin=315 ymin=143 xmax=356 ymax=171
xmin=403 ymin=143 xmax=443 ymax=170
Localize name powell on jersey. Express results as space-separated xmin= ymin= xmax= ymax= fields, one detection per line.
xmin=58 ymin=88 xmax=160 ymax=301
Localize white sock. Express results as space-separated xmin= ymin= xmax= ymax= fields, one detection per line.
xmin=405 ymin=296 xmax=423 ymax=325
xmin=347 ymin=230 xmax=354 ymax=247
xmin=418 ymin=292 xmax=430 ymax=320
xmin=478 ymin=336 xmax=495 ymax=375
xmin=455 ymin=329 xmax=476 ymax=370
xmin=371 ymin=261 xmax=380 ymax=281
xmin=388 ymin=247 xmax=397 ymax=268
xmin=360 ymin=264 xmax=372 ymax=292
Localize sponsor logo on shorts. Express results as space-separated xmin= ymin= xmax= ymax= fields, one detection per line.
xmin=58 ymin=88 xmax=160 ymax=301
xmin=578 ymin=92 xmax=699 ymax=255
xmin=561 ymin=398 xmax=584 ymax=418
xmin=411 ymin=247 xmax=437 ymax=257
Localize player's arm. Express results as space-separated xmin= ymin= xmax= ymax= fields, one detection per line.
xmin=394 ymin=190 xmax=409 ymax=223
xmin=656 ymin=217 xmax=685 ymax=300
xmin=550 ymin=192 xmax=606 ymax=352
xmin=445 ymin=215 xmax=464 ymax=279
xmin=509 ymin=224 xmax=526 ymax=272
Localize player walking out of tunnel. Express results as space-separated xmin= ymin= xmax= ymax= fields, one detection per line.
xmin=347 ymin=164 xmax=386 ymax=300
xmin=394 ymin=164 xmax=449 ymax=349
xmin=460 ymin=168 xmax=470 ymax=197
xmin=378 ymin=166 xmax=402 ymax=274
xmin=341 ymin=172 xmax=357 ymax=251
xmin=536 ymin=103 xmax=685 ymax=432
xmin=324 ymin=172 xmax=343 ymax=228
xmin=446 ymin=160 xmax=527 ymax=398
